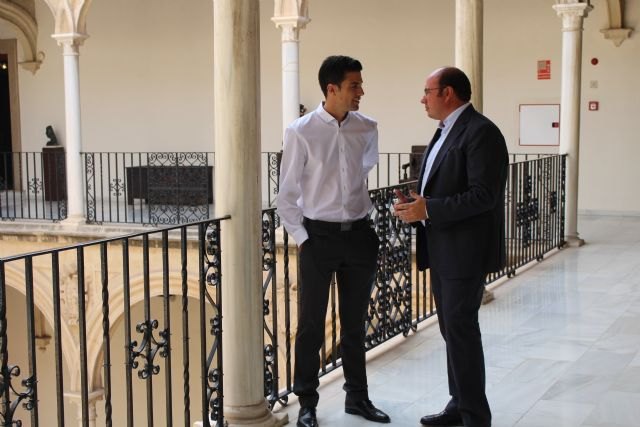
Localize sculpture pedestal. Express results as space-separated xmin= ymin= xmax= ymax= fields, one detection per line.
xmin=42 ymin=146 xmax=66 ymax=201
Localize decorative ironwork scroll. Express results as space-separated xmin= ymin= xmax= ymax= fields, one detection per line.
xmin=129 ymin=319 xmax=169 ymax=380
xmin=366 ymin=185 xmax=413 ymax=348
xmin=148 ymin=153 xmax=211 ymax=225
xmin=266 ymin=152 xmax=282 ymax=208
xmin=202 ymin=220 xmax=224 ymax=426
xmin=84 ymin=153 xmax=98 ymax=223
xmin=262 ymin=209 xmax=288 ymax=409
xmin=0 ymin=264 xmax=36 ymax=426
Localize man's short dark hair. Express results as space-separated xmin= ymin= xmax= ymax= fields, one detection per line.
xmin=318 ymin=55 xmax=363 ymax=97
xmin=437 ymin=67 xmax=472 ymax=102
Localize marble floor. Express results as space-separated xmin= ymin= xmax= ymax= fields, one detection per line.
xmin=272 ymin=215 xmax=640 ymax=427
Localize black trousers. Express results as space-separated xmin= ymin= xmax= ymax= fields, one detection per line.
xmin=293 ymin=219 xmax=379 ymax=408
xmin=431 ymin=269 xmax=491 ymax=427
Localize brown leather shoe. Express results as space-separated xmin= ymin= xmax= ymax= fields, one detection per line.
xmin=345 ymin=399 xmax=391 ymax=423
xmin=297 ymin=407 xmax=318 ymax=427
xmin=419 ymin=409 xmax=463 ymax=426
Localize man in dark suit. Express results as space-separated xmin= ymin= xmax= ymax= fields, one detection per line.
xmin=393 ymin=67 xmax=508 ymax=427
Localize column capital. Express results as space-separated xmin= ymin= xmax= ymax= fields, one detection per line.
xmin=553 ymin=2 xmax=593 ymax=30
xmin=272 ymin=0 xmax=310 ymax=42
xmin=52 ymin=33 xmax=88 ymax=54
xmin=271 ymin=19 xmax=309 ymax=42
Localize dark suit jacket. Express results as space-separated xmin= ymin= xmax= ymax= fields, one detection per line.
xmin=416 ymin=105 xmax=508 ymax=278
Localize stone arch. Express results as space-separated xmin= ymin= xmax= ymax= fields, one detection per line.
xmin=2 ymin=263 xmax=77 ymax=379
xmin=83 ymin=271 xmax=208 ymax=391
xmin=0 ymin=0 xmax=43 ymax=73
xmin=41 ymin=0 xmax=92 ymax=35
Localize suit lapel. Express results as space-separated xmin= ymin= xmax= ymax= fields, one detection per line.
xmin=425 ymin=106 xmax=475 ymax=185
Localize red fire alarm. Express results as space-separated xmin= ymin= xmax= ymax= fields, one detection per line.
xmin=591 ymin=58 xmax=599 ymax=65
xmin=588 ymin=101 xmax=599 ymax=111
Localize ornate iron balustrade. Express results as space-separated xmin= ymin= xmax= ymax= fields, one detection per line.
xmin=82 ymin=151 xmax=283 ymax=225
xmin=0 ymin=151 xmax=67 ymax=222
xmin=83 ymin=152 xmax=215 ymax=225
xmin=0 ymin=150 xmax=410 ymax=224
xmin=0 ymin=153 xmax=566 ymax=424
xmin=0 ymin=216 xmax=228 ymax=426
xmin=494 ymin=153 xmax=566 ymax=281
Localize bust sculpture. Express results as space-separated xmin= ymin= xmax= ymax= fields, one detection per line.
xmin=45 ymin=125 xmax=58 ymax=146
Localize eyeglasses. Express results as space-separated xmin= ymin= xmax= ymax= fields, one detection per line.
xmin=424 ymin=87 xmax=444 ymax=95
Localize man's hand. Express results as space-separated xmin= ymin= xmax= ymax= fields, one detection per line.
xmin=392 ymin=190 xmax=428 ymax=223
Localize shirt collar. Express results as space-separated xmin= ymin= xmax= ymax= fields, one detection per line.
xmin=441 ymin=102 xmax=471 ymax=131
xmin=316 ymin=102 xmax=351 ymax=125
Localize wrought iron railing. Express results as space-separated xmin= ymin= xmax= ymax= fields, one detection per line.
xmin=260 ymin=185 xmax=415 ymax=408
xmin=82 ymin=151 xmax=283 ymax=225
xmin=83 ymin=152 xmax=216 ymax=225
xmin=260 ymin=154 xmax=566 ymax=407
xmin=1 ymin=150 xmax=406 ymax=225
xmin=0 ymin=216 xmax=228 ymax=427
xmin=0 ymin=154 xmax=566 ymax=425
xmin=369 ymin=152 xmax=413 ymax=189
xmin=0 ymin=151 xmax=67 ymax=222
xmin=492 ymin=153 xmax=566 ymax=281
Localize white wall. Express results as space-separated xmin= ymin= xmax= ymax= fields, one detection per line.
xmin=579 ymin=0 xmax=640 ymax=214
xmin=15 ymin=1 xmax=65 ymax=152
xmin=259 ymin=0 xmax=453 ymax=152
xmin=17 ymin=0 xmax=215 ymax=153
xmin=4 ymin=0 xmax=640 ymax=213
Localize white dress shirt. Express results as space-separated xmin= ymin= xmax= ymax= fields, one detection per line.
xmin=276 ymin=103 xmax=379 ymax=245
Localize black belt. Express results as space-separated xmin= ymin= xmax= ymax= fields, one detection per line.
xmin=303 ymin=217 xmax=370 ymax=232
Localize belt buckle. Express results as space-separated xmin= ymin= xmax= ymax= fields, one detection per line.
xmin=340 ymin=222 xmax=352 ymax=231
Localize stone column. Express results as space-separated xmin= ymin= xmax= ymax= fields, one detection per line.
xmin=52 ymin=34 xmax=88 ymax=225
xmin=213 ymin=0 xmax=286 ymax=425
xmin=455 ymin=0 xmax=483 ymax=111
xmin=272 ymin=0 xmax=310 ymax=133
xmin=455 ymin=0 xmax=495 ymax=304
xmin=553 ymin=1 xmax=592 ymax=247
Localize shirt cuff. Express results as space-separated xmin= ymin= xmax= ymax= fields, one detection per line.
xmin=291 ymin=228 xmax=309 ymax=247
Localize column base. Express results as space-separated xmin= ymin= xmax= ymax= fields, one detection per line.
xmin=194 ymin=401 xmax=288 ymax=427
xmin=564 ymin=235 xmax=585 ymax=247
xmin=481 ymin=288 xmax=495 ymax=305
xmin=61 ymin=215 xmax=86 ymax=227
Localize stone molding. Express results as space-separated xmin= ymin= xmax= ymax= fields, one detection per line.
xmin=601 ymin=27 xmax=632 ymax=46
xmin=0 ymin=0 xmax=43 ymax=73
xmin=601 ymin=0 xmax=632 ymax=46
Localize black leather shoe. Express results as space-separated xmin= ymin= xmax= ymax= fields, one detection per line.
xmin=419 ymin=409 xmax=463 ymax=426
xmin=297 ymin=407 xmax=318 ymax=427
xmin=345 ymin=399 xmax=391 ymax=423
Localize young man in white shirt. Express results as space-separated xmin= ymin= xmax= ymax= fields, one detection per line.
xmin=277 ymin=55 xmax=390 ymax=427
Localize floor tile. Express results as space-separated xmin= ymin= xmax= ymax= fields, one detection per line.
xmin=272 ymin=216 xmax=640 ymax=427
